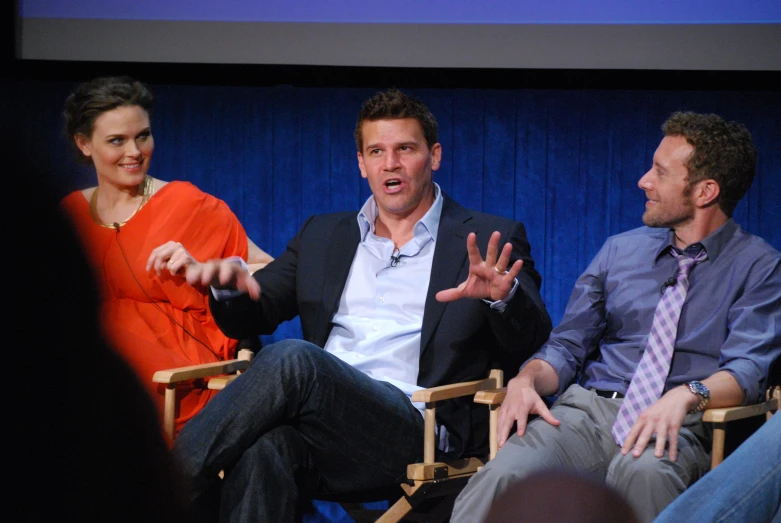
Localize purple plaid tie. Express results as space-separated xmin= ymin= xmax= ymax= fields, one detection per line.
xmin=611 ymin=249 xmax=708 ymax=446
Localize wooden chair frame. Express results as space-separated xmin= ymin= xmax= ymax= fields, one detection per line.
xmin=702 ymin=385 xmax=779 ymax=468
xmin=151 ymin=348 xmax=254 ymax=441
xmin=376 ymin=369 xmax=504 ymax=523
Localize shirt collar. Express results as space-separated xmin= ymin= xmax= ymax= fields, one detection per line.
xmin=357 ymin=183 xmax=443 ymax=244
xmin=654 ymin=218 xmax=738 ymax=262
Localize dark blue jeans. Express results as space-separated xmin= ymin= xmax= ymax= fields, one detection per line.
xmin=171 ymin=339 xmax=425 ymax=523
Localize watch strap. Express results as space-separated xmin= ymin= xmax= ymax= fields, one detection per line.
xmin=687 ymin=381 xmax=710 ymax=413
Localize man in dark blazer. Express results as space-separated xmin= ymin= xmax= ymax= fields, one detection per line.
xmin=169 ymin=88 xmax=552 ymax=523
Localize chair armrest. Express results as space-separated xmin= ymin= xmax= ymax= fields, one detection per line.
xmin=703 ymin=397 xmax=778 ymax=423
xmin=472 ymin=387 xmax=508 ymax=462
xmin=412 ymin=371 xmax=503 ymax=403
xmin=152 ymin=348 xmax=253 ymax=384
xmin=154 ymin=349 xmax=253 ymax=441
xmin=208 ymin=375 xmax=241 ymax=390
xmin=474 ymin=387 xmax=507 ymax=406
xmin=412 ymin=370 xmax=503 ymax=465
xmin=152 ymin=359 xmax=251 ymax=384
xmin=701 ymin=390 xmax=777 ymax=469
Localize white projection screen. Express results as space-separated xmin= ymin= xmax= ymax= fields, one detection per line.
xmin=17 ymin=0 xmax=781 ymax=71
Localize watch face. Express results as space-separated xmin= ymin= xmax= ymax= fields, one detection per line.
xmin=690 ymin=381 xmax=709 ymax=397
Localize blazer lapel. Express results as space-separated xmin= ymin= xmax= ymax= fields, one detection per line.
xmin=420 ymin=195 xmax=472 ymax=355
xmin=318 ymin=215 xmax=361 ymax=343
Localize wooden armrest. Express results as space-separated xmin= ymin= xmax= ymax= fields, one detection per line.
xmin=208 ymin=375 xmax=241 ymax=390
xmin=152 ymin=359 xmax=251 ymax=384
xmin=413 ymin=370 xmax=503 ymax=466
xmin=472 ymin=387 xmax=508 ymax=462
xmin=412 ymin=374 xmax=503 ymax=403
xmin=474 ymin=387 xmax=507 ymax=406
xmin=155 ymin=349 xmax=253 ymax=441
xmin=152 ymin=348 xmax=254 ymax=384
xmin=703 ymin=393 xmax=777 ymax=469
xmin=703 ymin=397 xmax=778 ymax=423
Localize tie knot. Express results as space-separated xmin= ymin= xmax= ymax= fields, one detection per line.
xmin=672 ymin=249 xmax=708 ymax=277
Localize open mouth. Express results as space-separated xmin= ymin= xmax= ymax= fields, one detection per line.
xmin=385 ymin=179 xmax=401 ymax=188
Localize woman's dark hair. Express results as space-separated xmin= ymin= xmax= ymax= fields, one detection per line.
xmin=63 ymin=76 xmax=155 ymax=163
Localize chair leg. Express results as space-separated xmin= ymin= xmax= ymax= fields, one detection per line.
xmin=163 ymin=384 xmax=176 ymax=441
xmin=710 ymin=422 xmax=726 ymax=469
xmin=377 ymin=496 xmax=414 ymax=523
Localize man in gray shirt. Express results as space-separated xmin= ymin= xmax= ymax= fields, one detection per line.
xmin=451 ymin=111 xmax=781 ymax=523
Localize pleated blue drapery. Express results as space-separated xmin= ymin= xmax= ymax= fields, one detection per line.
xmin=28 ymin=83 xmax=780 ymax=340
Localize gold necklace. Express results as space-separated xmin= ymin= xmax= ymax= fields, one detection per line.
xmin=89 ymin=175 xmax=154 ymax=229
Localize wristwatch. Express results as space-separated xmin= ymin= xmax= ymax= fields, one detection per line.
xmin=686 ymin=381 xmax=711 ymax=413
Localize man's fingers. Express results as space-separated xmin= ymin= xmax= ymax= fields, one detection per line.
xmin=184 ymin=263 xmax=203 ymax=285
xmin=621 ymin=424 xmax=639 ymax=455
xmin=666 ymin=426 xmax=680 ymax=462
xmin=632 ymin=424 xmax=655 ymax=458
xmin=497 ymin=411 xmax=515 ymax=449
xmin=537 ymin=403 xmax=561 ymax=427
xmin=246 ymin=278 xmax=261 ymax=300
xmin=514 ymin=413 xmax=529 ymax=438
xmin=506 ymin=257 xmax=523 ymax=281
xmin=493 ymin=240 xmax=513 ymax=272
xmin=234 ymin=270 xmax=261 ymax=300
xmin=435 ymin=288 xmax=460 ymax=303
xmin=218 ymin=262 xmax=243 ymax=287
xmin=187 ymin=262 xmax=209 ymax=286
xmin=435 ymin=280 xmax=467 ymax=302
xmin=653 ymin=421 xmax=669 ymax=458
xmin=484 ymin=231 xmax=501 ymax=268
xmin=194 ymin=261 xmax=220 ymax=287
xmin=465 ymin=232 xmax=484 ymax=269
xmin=188 ymin=261 xmax=261 ymax=300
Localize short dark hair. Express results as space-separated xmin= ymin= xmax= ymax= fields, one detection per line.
xmin=63 ymin=76 xmax=155 ymax=164
xmin=662 ymin=111 xmax=756 ymax=217
xmin=354 ymin=88 xmax=438 ymax=152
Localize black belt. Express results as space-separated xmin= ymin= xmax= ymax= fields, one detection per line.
xmin=591 ymin=388 xmax=625 ymax=399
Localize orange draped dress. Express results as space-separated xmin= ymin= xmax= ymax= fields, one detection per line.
xmin=61 ymin=181 xmax=248 ymax=438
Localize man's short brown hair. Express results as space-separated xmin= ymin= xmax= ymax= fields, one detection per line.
xmin=354 ymin=88 xmax=438 ymax=152
xmin=662 ymin=111 xmax=756 ymax=216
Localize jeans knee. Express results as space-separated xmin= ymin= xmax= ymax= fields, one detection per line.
xmin=235 ymin=426 xmax=315 ymax=488
xmin=255 ymin=339 xmax=321 ymax=373
xmin=247 ymin=426 xmax=307 ymax=462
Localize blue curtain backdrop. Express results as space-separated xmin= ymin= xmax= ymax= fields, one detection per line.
xmin=13 ymin=80 xmax=780 ymax=521
xmin=19 ymin=82 xmax=780 ymax=341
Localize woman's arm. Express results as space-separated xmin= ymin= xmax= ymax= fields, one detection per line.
xmin=247 ymin=237 xmax=274 ymax=272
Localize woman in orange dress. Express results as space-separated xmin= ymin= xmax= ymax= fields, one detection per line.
xmin=60 ymin=76 xmax=273 ymax=438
